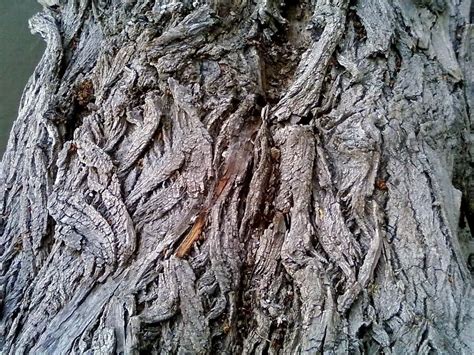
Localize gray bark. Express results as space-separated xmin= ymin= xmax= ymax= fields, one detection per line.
xmin=1 ymin=0 xmax=473 ymax=353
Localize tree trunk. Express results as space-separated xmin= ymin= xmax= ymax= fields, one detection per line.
xmin=1 ymin=0 xmax=473 ymax=353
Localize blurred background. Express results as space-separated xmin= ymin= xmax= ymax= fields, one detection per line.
xmin=0 ymin=0 xmax=44 ymax=156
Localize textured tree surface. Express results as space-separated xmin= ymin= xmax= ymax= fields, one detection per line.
xmin=0 ymin=0 xmax=473 ymax=353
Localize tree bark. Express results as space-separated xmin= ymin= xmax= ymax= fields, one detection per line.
xmin=1 ymin=0 xmax=473 ymax=353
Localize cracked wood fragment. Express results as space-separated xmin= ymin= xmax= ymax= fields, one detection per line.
xmin=175 ymin=212 xmax=206 ymax=258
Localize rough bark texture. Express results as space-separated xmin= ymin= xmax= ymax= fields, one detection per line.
xmin=1 ymin=0 xmax=473 ymax=353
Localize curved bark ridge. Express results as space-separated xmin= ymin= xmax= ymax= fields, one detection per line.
xmin=0 ymin=0 xmax=473 ymax=353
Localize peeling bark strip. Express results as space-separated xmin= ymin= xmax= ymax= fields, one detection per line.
xmin=0 ymin=0 xmax=473 ymax=353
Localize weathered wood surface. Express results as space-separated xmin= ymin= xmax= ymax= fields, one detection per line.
xmin=0 ymin=0 xmax=473 ymax=353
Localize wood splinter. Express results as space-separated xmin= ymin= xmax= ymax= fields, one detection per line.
xmin=175 ymin=144 xmax=245 ymax=258
xmin=175 ymin=212 xmax=207 ymax=258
